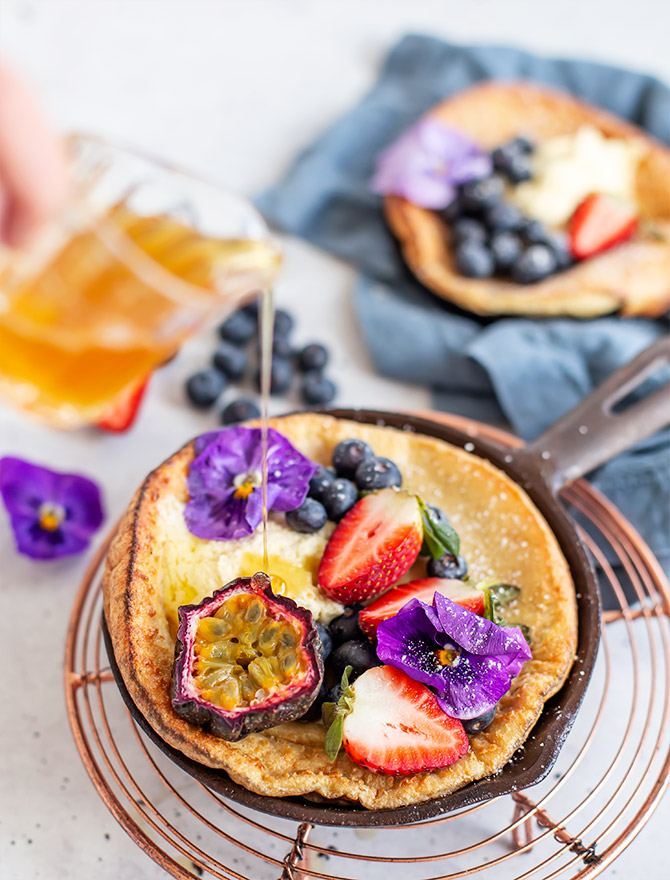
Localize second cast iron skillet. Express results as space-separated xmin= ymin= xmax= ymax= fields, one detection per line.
xmin=105 ymin=337 xmax=670 ymax=827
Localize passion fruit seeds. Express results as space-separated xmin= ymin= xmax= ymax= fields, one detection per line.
xmin=172 ymin=574 xmax=324 ymax=741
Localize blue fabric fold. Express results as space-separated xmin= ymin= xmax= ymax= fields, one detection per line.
xmin=257 ymin=34 xmax=670 ymax=576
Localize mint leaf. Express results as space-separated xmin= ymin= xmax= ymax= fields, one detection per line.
xmin=322 ymin=666 xmax=355 ymax=761
xmin=488 ymin=583 xmax=520 ymax=605
xmin=418 ymin=498 xmax=460 ymax=558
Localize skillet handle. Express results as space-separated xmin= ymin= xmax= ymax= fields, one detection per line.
xmin=519 ymin=337 xmax=670 ymax=492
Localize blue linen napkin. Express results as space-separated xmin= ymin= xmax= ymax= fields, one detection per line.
xmin=256 ymin=34 xmax=670 ymax=577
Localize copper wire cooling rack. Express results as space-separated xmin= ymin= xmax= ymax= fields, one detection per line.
xmin=65 ymin=414 xmax=670 ymax=880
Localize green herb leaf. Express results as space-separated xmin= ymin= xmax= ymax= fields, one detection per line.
xmin=324 ymin=714 xmax=345 ymax=761
xmin=516 ymin=623 xmax=532 ymax=647
xmin=417 ymin=498 xmax=460 ymax=558
xmin=322 ymin=665 xmax=355 ymax=762
xmin=488 ymin=583 xmax=520 ymax=605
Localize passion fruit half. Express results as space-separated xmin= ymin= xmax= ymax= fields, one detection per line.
xmin=171 ymin=572 xmax=324 ymax=741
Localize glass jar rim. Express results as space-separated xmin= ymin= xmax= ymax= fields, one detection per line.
xmin=66 ymin=133 xmax=275 ymax=312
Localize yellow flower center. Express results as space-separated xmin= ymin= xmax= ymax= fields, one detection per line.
xmin=38 ymin=502 xmax=65 ymax=532
xmin=232 ymin=469 xmax=262 ymax=500
xmin=435 ymin=648 xmax=459 ymax=667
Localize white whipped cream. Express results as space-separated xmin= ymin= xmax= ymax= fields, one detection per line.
xmin=511 ymin=125 xmax=642 ymax=227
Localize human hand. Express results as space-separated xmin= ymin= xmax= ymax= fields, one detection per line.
xmin=0 ymin=62 xmax=68 ymax=248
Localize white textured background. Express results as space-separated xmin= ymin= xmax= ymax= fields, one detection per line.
xmin=1 ymin=1 xmax=669 ymax=878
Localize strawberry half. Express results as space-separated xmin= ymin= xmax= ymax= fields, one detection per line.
xmin=318 ymin=489 xmax=422 ymax=604
xmin=96 ymin=375 xmax=150 ymax=433
xmin=569 ymin=193 xmax=638 ymax=260
xmin=341 ymin=666 xmax=469 ymax=775
xmin=359 ymin=578 xmax=485 ymax=639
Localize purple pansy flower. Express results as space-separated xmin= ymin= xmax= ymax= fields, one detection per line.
xmin=0 ymin=457 xmax=104 ymax=560
xmin=185 ymin=427 xmax=318 ymax=541
xmin=371 ymin=117 xmax=492 ymax=209
xmin=376 ymin=592 xmax=531 ymax=719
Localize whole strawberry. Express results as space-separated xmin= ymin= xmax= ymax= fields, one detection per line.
xmin=318 ymin=489 xmax=423 ymax=604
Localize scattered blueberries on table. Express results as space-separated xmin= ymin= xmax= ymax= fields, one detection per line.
xmin=427 ymin=552 xmax=469 ymax=580
xmin=220 ymin=398 xmax=260 ymax=425
xmin=285 ymin=497 xmax=328 ymax=533
xmin=186 ymin=368 xmax=226 ymax=408
xmin=298 ymin=343 xmax=329 ymax=372
xmin=185 ymin=298 xmax=338 ymax=418
xmin=301 ymin=372 xmax=337 ymax=406
xmin=212 ymin=342 xmax=247 ymax=380
xmin=273 ymin=308 xmax=294 ymax=337
xmin=254 ymin=357 xmax=294 ymax=395
xmin=217 ymin=309 xmax=256 ymax=345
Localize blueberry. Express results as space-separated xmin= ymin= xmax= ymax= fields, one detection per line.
xmin=186 ymin=368 xmax=226 ymax=408
xmin=428 ymin=505 xmax=449 ymax=526
xmin=462 ymin=705 xmax=497 ymax=734
xmin=218 ymin=309 xmax=256 ymax=345
xmin=309 ymin=466 xmax=336 ymax=502
xmin=274 ymin=308 xmax=294 ymax=337
xmin=327 ymin=682 xmax=344 ymax=705
xmin=301 ymin=372 xmax=337 ymax=406
xmin=328 ymin=607 xmax=362 ymax=645
xmin=440 ymin=196 xmax=462 ymax=223
xmin=459 ymin=175 xmax=505 ymax=214
xmin=546 ymin=232 xmax=574 ymax=271
xmin=316 ymin=623 xmax=333 ymax=661
xmin=241 ymin=298 xmax=260 ymax=320
xmin=504 ymin=153 xmax=533 ymax=184
xmin=509 ymin=135 xmax=534 ymax=154
xmin=300 ymin=680 xmax=330 ymax=722
xmin=511 ymin=244 xmax=557 ymax=284
xmin=322 ymin=478 xmax=358 ymax=521
xmin=354 ymin=456 xmax=402 ymax=491
xmin=455 ymin=240 xmax=495 ymax=278
xmin=330 ymin=640 xmax=381 ymax=681
xmin=298 ymin=343 xmax=329 ymax=373
xmin=212 ymin=342 xmax=248 ymax=380
xmin=332 ymin=438 xmax=374 ymax=478
xmin=255 ymin=357 xmax=294 ymax=395
xmin=427 ymin=553 xmax=468 ymax=579
xmin=452 ymin=218 xmax=487 ymax=244
xmin=220 ymin=397 xmax=261 ymax=425
xmin=492 ymin=138 xmax=534 ymax=180
xmin=490 ymin=231 xmax=522 ymax=273
xmin=522 ymin=219 xmax=550 ymax=246
xmin=484 ymin=201 xmax=526 ymax=233
xmin=272 ymin=335 xmax=294 ymax=359
xmin=285 ymin=498 xmax=328 ymax=533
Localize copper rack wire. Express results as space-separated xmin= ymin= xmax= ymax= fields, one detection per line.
xmin=64 ymin=414 xmax=670 ymax=880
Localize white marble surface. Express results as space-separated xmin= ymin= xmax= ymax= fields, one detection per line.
xmin=1 ymin=1 xmax=668 ymax=878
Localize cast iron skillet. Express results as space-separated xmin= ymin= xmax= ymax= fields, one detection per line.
xmin=104 ymin=338 xmax=670 ymax=827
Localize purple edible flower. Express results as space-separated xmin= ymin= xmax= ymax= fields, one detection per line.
xmin=185 ymin=426 xmax=318 ymax=541
xmin=371 ymin=117 xmax=492 ymax=209
xmin=0 ymin=457 xmax=104 ymax=560
xmin=376 ymin=593 xmax=531 ymax=719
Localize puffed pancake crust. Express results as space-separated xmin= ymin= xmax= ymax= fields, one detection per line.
xmin=103 ymin=414 xmax=578 ymax=810
xmin=385 ymin=82 xmax=670 ymax=318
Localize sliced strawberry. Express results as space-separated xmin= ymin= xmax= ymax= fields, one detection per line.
xmin=569 ymin=193 xmax=638 ymax=260
xmin=96 ymin=375 xmax=150 ymax=433
xmin=359 ymin=578 xmax=485 ymax=639
xmin=342 ymin=666 xmax=469 ymax=775
xmin=318 ymin=489 xmax=422 ymax=604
